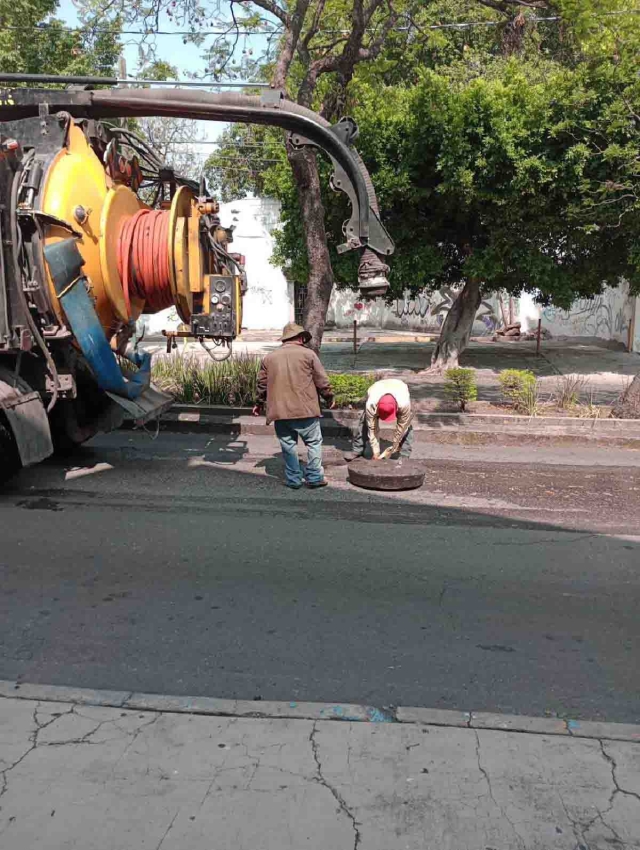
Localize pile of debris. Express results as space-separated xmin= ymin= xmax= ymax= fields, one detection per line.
xmin=494 ymin=322 xmax=522 ymax=340
xmin=492 ymin=322 xmax=553 ymax=342
xmin=522 ymin=326 xmax=552 ymax=341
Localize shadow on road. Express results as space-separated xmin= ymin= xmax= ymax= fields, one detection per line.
xmin=1 ymin=429 xmax=640 ymax=722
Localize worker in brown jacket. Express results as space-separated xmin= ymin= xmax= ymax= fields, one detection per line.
xmin=253 ymin=322 xmax=335 ymax=489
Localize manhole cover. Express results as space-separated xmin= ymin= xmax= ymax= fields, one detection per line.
xmin=347 ymin=457 xmax=426 ymax=491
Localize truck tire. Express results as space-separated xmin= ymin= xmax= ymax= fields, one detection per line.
xmin=0 ymin=411 xmax=21 ymax=483
xmin=347 ymin=457 xmax=426 ymax=491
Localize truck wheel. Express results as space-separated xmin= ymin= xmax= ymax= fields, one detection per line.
xmin=0 ymin=412 xmax=22 ymax=483
xmin=347 ymin=457 xmax=426 ymax=491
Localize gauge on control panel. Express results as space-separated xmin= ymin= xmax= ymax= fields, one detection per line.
xmin=214 ymin=279 xmax=226 ymax=293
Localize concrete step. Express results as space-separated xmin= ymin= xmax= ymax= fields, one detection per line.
xmin=146 ymin=405 xmax=640 ymax=448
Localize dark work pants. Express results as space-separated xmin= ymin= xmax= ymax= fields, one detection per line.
xmin=351 ymin=411 xmax=414 ymax=458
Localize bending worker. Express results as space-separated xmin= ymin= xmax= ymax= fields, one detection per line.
xmin=345 ymin=378 xmax=413 ymax=461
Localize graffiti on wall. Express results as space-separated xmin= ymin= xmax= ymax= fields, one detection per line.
xmin=330 ymin=286 xmax=500 ymax=334
xmin=542 ymin=288 xmax=629 ymax=342
xmin=393 ymin=287 xmax=500 ymax=333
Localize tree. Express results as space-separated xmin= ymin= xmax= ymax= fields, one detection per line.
xmin=350 ymin=52 xmax=640 ymax=369
xmin=0 ymin=0 xmax=120 ymax=77
xmin=134 ymin=62 xmax=207 ymax=181
xmin=206 ymin=0 xmax=640 ymax=365
xmin=65 ymin=0 xmax=640 ymax=362
xmin=205 ymin=123 xmax=282 ymax=202
xmin=75 ymin=0 xmax=426 ymax=349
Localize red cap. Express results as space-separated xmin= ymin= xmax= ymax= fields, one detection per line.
xmin=377 ymin=394 xmax=398 ymax=422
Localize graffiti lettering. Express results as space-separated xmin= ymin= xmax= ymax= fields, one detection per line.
xmin=393 ymin=287 xmax=499 ymax=333
xmin=542 ymin=289 xmax=629 ymax=340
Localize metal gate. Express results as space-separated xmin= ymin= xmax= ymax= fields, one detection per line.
xmin=294 ymin=282 xmax=307 ymax=326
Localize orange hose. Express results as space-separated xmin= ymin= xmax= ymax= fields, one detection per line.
xmin=118 ymin=209 xmax=173 ymax=315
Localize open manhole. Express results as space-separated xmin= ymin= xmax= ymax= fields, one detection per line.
xmin=347 ymin=457 xmax=426 ymax=491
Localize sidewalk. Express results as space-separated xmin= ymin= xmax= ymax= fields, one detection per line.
xmin=142 ymin=334 xmax=640 ymax=410
xmin=1 ymin=683 xmax=639 ymax=849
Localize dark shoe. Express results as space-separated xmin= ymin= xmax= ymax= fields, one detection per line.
xmin=306 ymin=479 xmax=328 ymax=489
xmin=286 ymin=482 xmax=303 ymax=490
xmin=343 ymin=452 xmax=362 ymax=462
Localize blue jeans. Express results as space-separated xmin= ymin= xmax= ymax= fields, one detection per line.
xmin=274 ymin=417 xmax=325 ymax=486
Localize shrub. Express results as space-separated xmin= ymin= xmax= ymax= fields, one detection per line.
xmin=152 ymin=353 xmax=260 ymax=406
xmin=553 ymin=374 xmax=586 ymax=410
xmin=499 ymin=369 xmax=539 ymax=415
xmin=152 ymin=356 xmax=375 ymax=408
xmin=329 ymin=373 xmax=375 ymax=407
xmin=444 ymin=368 xmax=478 ymax=411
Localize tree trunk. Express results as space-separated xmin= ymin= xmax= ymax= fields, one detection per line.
xmin=429 ymin=278 xmax=482 ymax=372
xmin=289 ymin=147 xmax=334 ymax=353
xmin=612 ymin=373 xmax=640 ymax=419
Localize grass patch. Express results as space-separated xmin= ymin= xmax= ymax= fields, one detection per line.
xmin=152 ymin=353 xmax=375 ymax=408
xmin=152 ymin=353 xmax=260 ymax=406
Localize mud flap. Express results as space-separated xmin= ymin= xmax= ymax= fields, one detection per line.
xmin=0 ymin=383 xmax=54 ymax=467
xmin=106 ymin=383 xmax=174 ymax=426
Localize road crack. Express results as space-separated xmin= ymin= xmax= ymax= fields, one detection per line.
xmin=310 ymin=721 xmax=361 ymax=849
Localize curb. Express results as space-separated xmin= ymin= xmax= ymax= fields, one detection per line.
xmin=1 ymin=680 xmax=639 ymax=743
xmin=147 ymin=406 xmax=640 ymax=448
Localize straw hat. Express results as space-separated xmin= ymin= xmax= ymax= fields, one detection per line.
xmin=281 ymin=322 xmax=311 ymax=343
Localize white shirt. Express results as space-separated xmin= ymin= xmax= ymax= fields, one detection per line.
xmin=365 ymin=379 xmax=412 ymax=457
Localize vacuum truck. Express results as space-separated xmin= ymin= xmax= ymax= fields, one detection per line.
xmin=0 ymin=76 xmax=394 ymax=478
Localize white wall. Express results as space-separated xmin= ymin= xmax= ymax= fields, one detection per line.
xmin=328 ymin=287 xmax=501 ymax=336
xmin=142 ymin=197 xmax=291 ymax=335
xmin=519 ymin=284 xmax=633 ymax=346
xmin=220 ymin=198 xmax=291 ymax=330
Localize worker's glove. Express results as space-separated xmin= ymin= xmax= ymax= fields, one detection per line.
xmin=378 ymin=448 xmax=393 ymax=460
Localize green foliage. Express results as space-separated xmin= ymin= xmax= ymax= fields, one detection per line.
xmin=444 ymin=368 xmax=478 ymax=411
xmin=0 ymin=0 xmax=120 ymax=79
xmin=499 ymin=369 xmax=540 ymax=414
xmin=151 ymin=355 xmax=373 ymax=409
xmin=352 ymin=52 xmax=640 ymax=307
xmin=328 ymin=373 xmax=375 ymax=407
xmin=152 ymin=353 xmax=260 ymax=406
xmin=204 ymin=123 xmax=286 ymax=204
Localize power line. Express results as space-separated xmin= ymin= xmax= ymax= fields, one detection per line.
xmin=0 ymin=72 xmax=267 ymax=88
xmin=173 ymin=141 xmax=283 ymax=147
xmin=3 ymin=10 xmax=638 ymax=39
xmin=0 ymin=23 xmax=282 ymax=36
xmin=199 ymin=156 xmax=281 ymax=162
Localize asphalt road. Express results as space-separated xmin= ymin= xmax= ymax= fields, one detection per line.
xmin=1 ymin=431 xmax=639 ymax=723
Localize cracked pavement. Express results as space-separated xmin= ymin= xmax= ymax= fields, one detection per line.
xmin=1 ymin=696 xmax=639 ymax=849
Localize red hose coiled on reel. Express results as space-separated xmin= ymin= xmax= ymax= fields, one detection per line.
xmin=118 ymin=209 xmax=173 ymax=314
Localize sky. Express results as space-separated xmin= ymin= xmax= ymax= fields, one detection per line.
xmin=56 ymin=0 xmax=277 ymax=152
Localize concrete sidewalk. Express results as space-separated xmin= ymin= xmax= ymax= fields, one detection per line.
xmin=143 ymin=335 xmax=640 ymax=406
xmin=1 ymin=685 xmax=639 ymax=850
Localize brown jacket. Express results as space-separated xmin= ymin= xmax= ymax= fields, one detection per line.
xmin=256 ymin=343 xmax=334 ymax=424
